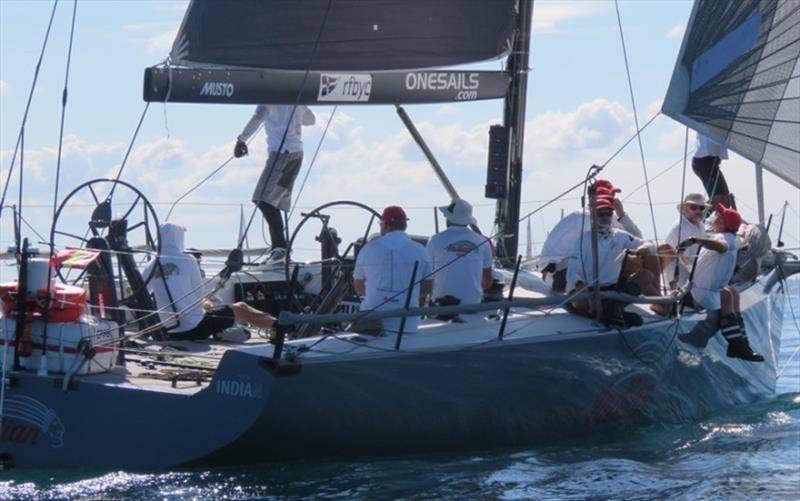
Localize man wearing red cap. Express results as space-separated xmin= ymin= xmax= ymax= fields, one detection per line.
xmin=566 ymin=197 xmax=659 ymax=324
xmin=538 ymin=179 xmax=642 ymax=292
xmin=677 ymin=204 xmax=763 ymax=361
xmin=353 ymin=206 xmax=432 ymax=335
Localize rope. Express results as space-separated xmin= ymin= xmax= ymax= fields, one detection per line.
xmin=165 ymin=153 xmax=239 ymax=221
xmin=0 ymin=0 xmax=59 ymax=225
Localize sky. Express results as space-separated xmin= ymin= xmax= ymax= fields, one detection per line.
xmin=1 ymin=0 xmax=799 ymax=281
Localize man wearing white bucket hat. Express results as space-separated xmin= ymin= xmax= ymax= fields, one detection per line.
xmin=426 ymin=198 xmax=493 ymax=306
xmin=659 ymin=193 xmax=710 ymax=289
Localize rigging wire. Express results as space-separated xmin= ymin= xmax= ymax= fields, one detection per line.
xmin=287 ymin=106 xmax=338 ymax=223
xmin=17 ymin=133 xmax=24 ymax=247
xmin=669 ymin=127 xmax=691 ymax=292
xmin=614 ymin=0 xmax=662 ymax=260
xmin=109 ymin=102 xmax=151 ymax=199
xmin=40 ymin=0 xmax=79 ymax=363
xmin=0 ymin=0 xmax=59 ymax=226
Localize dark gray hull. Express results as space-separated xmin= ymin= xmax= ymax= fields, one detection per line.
xmin=0 ymin=268 xmax=787 ymax=469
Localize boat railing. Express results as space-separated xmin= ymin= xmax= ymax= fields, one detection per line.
xmin=277 ymin=289 xmax=680 ymax=327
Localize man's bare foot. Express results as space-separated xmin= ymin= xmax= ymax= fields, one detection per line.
xmin=231 ymin=302 xmax=276 ymax=329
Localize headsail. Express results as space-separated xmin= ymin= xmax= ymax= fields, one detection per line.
xmin=170 ymin=0 xmax=517 ymax=70
xmin=662 ymin=0 xmax=800 ymax=187
xmin=146 ymin=0 xmax=518 ymax=105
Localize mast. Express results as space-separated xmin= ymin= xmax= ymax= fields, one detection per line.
xmin=496 ymin=0 xmax=533 ymax=267
xmin=755 ymin=163 xmax=765 ymax=225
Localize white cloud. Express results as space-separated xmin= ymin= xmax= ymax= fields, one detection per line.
xmin=0 ymin=80 xmax=8 ymax=95
xmin=144 ymin=30 xmax=176 ymax=53
xmin=668 ymin=23 xmax=685 ymax=39
xmin=533 ymin=1 xmax=609 ymax=33
xmin=124 ymin=22 xmax=177 ymax=54
xmin=5 ymin=97 xmax=797 ymax=262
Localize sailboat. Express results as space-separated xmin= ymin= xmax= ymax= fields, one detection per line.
xmin=0 ymin=0 xmax=798 ymax=470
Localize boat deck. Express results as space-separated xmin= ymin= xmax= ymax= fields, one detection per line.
xmin=70 ymin=288 xmax=676 ymax=396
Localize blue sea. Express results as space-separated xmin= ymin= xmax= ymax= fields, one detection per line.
xmin=1 ymin=283 xmax=799 ymax=500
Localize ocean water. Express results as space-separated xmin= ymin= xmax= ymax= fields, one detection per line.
xmin=1 ymin=284 xmax=798 ymax=500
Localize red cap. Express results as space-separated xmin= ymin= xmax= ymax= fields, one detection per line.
xmin=595 ymin=179 xmax=622 ymax=194
xmin=595 ymin=186 xmax=617 ymax=198
xmin=380 ymin=205 xmax=408 ymax=224
xmin=714 ymin=203 xmax=741 ymax=232
xmin=595 ymin=197 xmax=615 ymax=210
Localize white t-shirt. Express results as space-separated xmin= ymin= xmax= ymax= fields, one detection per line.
xmin=143 ymin=224 xmax=205 ymax=333
xmin=664 ymin=215 xmax=707 ymax=287
xmin=695 ymin=133 xmax=728 ymax=159
xmin=538 ymin=210 xmax=642 ymax=270
xmin=691 ymin=232 xmax=741 ymax=310
xmin=238 ymin=105 xmax=315 ymax=153
xmin=353 ymin=230 xmax=431 ymax=334
xmin=566 ymin=228 xmax=649 ymax=290
xmin=426 ymin=226 xmax=493 ymax=304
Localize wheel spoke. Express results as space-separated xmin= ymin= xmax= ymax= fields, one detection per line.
xmin=118 ymin=195 xmax=141 ymax=224
xmin=87 ymin=184 xmax=101 ymax=206
xmin=127 ymin=220 xmax=146 ymax=233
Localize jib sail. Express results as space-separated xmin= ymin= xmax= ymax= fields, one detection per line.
xmin=662 ymin=0 xmax=800 ymax=187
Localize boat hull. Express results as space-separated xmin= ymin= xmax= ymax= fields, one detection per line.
xmin=199 ymin=269 xmax=787 ymax=464
xmin=0 ymin=268 xmax=788 ymax=469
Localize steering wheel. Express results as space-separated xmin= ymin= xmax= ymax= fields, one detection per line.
xmin=51 ymin=178 xmax=160 ymax=304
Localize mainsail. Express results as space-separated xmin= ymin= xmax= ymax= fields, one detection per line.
xmin=171 ymin=0 xmax=517 ymax=71
xmin=662 ymin=0 xmax=800 ymax=187
xmin=145 ymin=0 xmax=518 ymax=105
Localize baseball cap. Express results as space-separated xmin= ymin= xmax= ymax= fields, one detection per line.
xmin=714 ymin=203 xmax=742 ymax=232
xmin=380 ymin=205 xmax=408 ymax=224
xmin=595 ymin=179 xmax=622 ymax=193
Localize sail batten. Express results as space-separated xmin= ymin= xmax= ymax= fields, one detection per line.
xmin=663 ymin=0 xmax=800 ymax=188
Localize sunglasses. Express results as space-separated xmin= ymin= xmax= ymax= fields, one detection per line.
xmin=597 ymin=210 xmax=614 ymax=217
xmin=686 ymin=204 xmax=706 ymax=211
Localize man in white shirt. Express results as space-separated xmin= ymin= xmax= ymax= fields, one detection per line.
xmin=692 ymin=132 xmax=735 ymax=209
xmin=678 ymin=204 xmax=763 ymax=361
xmin=538 ymin=178 xmax=642 ymax=292
xmin=426 ymin=199 xmax=493 ymax=306
xmin=234 ymin=105 xmax=316 ymax=256
xmin=353 ymin=206 xmax=432 ymax=335
xmin=566 ymin=197 xmax=658 ymax=323
xmin=660 ymin=193 xmax=709 ymax=289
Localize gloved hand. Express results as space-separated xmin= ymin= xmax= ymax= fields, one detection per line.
xmin=234 ymin=139 xmax=248 ymax=158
